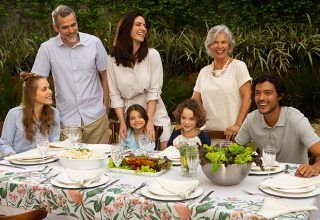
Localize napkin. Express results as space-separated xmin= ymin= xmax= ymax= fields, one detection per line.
xmin=260 ymin=174 xmax=320 ymax=190
xmin=4 ymin=149 xmax=56 ymax=161
xmin=156 ymin=178 xmax=199 ymax=198
xmin=158 ymin=146 xmax=180 ymax=159
xmin=257 ymin=197 xmax=318 ymax=218
xmin=64 ymin=168 xmax=102 ymax=187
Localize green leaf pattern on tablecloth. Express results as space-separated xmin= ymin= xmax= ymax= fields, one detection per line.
xmin=0 ymin=170 xmax=310 ymax=220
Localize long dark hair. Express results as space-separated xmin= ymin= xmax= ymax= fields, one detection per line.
xmin=125 ymin=104 xmax=149 ymax=129
xmin=20 ymin=72 xmax=56 ymax=142
xmin=110 ymin=11 xmax=149 ymax=67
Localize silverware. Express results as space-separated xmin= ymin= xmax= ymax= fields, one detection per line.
xmin=38 ymin=165 xmax=48 ymax=172
xmin=40 ymin=172 xmax=60 ymax=184
xmin=284 ymin=164 xmax=290 ymax=174
xmin=130 ymin=182 xmax=147 ymax=194
xmin=102 ymin=178 xmax=119 ymax=189
xmin=0 ymin=163 xmax=26 ymax=170
xmin=199 ymin=190 xmax=214 ymax=203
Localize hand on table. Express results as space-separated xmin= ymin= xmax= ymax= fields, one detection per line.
xmin=295 ymin=163 xmax=319 ymax=177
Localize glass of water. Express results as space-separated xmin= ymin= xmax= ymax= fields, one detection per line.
xmin=67 ymin=125 xmax=80 ymax=149
xmin=36 ymin=133 xmax=49 ymax=169
xmin=263 ymin=145 xmax=276 ymax=178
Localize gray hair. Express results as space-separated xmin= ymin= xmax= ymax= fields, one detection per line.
xmin=52 ymin=5 xmax=76 ymax=26
xmin=205 ymin=24 xmax=236 ymax=57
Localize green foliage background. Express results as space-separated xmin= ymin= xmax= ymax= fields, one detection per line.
xmin=1 ymin=0 xmax=320 ymax=121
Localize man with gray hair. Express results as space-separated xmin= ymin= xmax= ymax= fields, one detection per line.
xmin=32 ymin=5 xmax=109 ymax=144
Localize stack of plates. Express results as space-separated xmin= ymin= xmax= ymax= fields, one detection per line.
xmin=155 ymin=146 xmax=181 ymax=165
xmin=141 ymin=178 xmax=203 ymax=201
xmin=259 ymin=174 xmax=320 ymax=198
xmin=51 ymin=169 xmax=109 ymax=189
xmin=250 ymin=162 xmax=285 ymax=175
xmin=5 ymin=149 xmax=58 ymax=165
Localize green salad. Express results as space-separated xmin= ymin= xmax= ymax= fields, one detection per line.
xmin=200 ymin=142 xmax=258 ymax=172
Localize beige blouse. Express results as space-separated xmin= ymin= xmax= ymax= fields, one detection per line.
xmin=107 ymin=48 xmax=170 ymax=127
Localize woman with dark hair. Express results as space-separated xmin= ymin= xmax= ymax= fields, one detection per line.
xmin=124 ymin=104 xmax=155 ymax=150
xmin=107 ymin=11 xmax=171 ymax=150
xmin=0 ymin=72 xmax=60 ymax=158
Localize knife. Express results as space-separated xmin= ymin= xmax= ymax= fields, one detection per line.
xmin=102 ymin=178 xmax=119 ymax=189
xmin=200 ymin=190 xmax=214 ymax=203
xmin=0 ymin=163 xmax=26 ymax=170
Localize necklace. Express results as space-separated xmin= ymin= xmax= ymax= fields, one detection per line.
xmin=213 ymin=57 xmax=230 ymax=70
xmin=212 ymin=58 xmax=230 ymax=77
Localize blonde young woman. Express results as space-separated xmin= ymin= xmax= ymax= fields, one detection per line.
xmin=192 ymin=25 xmax=252 ymax=142
xmin=107 ymin=11 xmax=171 ymax=150
xmin=0 ymin=72 xmax=60 ymax=157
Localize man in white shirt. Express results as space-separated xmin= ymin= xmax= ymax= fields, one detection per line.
xmin=32 ymin=5 xmax=109 ymax=144
xmin=235 ymin=74 xmax=320 ymax=177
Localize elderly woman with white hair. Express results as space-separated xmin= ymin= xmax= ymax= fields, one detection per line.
xmin=192 ymin=24 xmax=252 ymax=142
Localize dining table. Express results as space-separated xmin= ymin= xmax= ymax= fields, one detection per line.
xmin=0 ymin=144 xmax=319 ymax=220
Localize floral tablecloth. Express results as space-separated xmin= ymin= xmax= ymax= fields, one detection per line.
xmin=0 ymin=169 xmax=310 ymax=220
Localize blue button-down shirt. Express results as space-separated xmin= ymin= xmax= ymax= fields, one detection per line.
xmin=32 ymin=32 xmax=107 ymax=126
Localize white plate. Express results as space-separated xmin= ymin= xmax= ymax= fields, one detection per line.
xmin=259 ymin=185 xmax=320 ymax=198
xmin=108 ymin=167 xmax=168 ymax=176
xmin=51 ymin=174 xmax=110 ymax=189
xmin=141 ymin=186 xmax=203 ymax=201
xmin=250 ymin=163 xmax=285 ymax=175
xmin=10 ymin=157 xmax=58 ymax=165
xmin=269 ymin=185 xmax=317 ymax=194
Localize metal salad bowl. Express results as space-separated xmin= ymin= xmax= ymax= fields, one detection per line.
xmin=201 ymin=163 xmax=252 ymax=186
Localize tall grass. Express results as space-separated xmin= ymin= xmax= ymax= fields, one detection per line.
xmin=1 ymin=20 xmax=320 ymax=120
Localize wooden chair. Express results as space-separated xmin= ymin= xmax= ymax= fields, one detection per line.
xmin=204 ymin=130 xmax=226 ymax=140
xmin=0 ymin=207 xmax=48 ymax=220
xmin=108 ymin=121 xmax=163 ymax=150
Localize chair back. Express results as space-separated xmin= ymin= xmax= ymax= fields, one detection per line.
xmin=108 ymin=121 xmax=163 ymax=150
xmin=0 ymin=207 xmax=48 ymax=220
xmin=204 ymin=130 xmax=226 ymax=140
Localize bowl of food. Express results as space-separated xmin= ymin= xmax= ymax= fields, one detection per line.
xmin=200 ymin=142 xmax=258 ymax=186
xmin=201 ymin=163 xmax=252 ymax=186
xmin=59 ymin=147 xmax=106 ymax=170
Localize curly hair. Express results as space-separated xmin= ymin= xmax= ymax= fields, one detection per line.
xmin=173 ymin=99 xmax=207 ymax=128
xmin=20 ymin=71 xmax=56 ymax=142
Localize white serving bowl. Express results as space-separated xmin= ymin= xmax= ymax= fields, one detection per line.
xmin=59 ymin=156 xmax=106 ymax=170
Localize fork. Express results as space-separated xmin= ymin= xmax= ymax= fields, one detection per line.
xmin=40 ymin=172 xmax=60 ymax=184
xmin=130 ymin=182 xmax=147 ymax=194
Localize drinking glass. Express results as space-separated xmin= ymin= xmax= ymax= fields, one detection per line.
xmin=263 ymin=145 xmax=276 ymax=178
xmin=67 ymin=125 xmax=80 ymax=149
xmin=178 ymin=141 xmax=198 ymax=176
xmin=111 ymin=145 xmax=124 ymax=176
xmin=186 ymin=149 xmax=199 ymax=178
xmin=138 ymin=133 xmax=152 ymax=156
xmin=36 ymin=133 xmax=49 ymax=169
